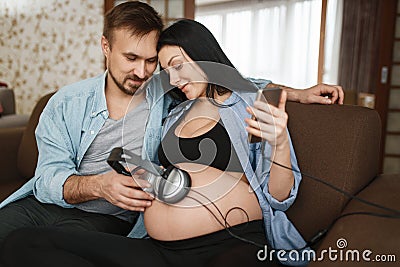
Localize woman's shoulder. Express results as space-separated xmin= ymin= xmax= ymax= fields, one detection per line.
xmin=223 ymin=90 xmax=258 ymax=111
xmin=162 ymin=100 xmax=194 ymax=131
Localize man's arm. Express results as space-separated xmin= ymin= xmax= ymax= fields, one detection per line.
xmin=266 ymin=82 xmax=345 ymax=105
xmin=33 ymin=96 xmax=153 ymax=211
xmin=63 ymin=172 xmax=154 ymax=212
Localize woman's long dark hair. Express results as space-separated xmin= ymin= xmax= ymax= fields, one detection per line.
xmin=157 ymin=19 xmax=257 ymax=103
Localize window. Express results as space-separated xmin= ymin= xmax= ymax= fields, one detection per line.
xmin=196 ymin=0 xmax=342 ymax=88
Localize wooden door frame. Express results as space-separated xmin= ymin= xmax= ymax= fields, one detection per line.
xmin=374 ymin=0 xmax=398 ymax=172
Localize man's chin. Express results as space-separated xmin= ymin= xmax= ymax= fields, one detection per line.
xmin=125 ymin=88 xmax=138 ymax=96
xmin=123 ymin=82 xmax=144 ymax=95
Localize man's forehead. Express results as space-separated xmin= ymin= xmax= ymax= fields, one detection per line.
xmin=112 ymin=28 xmax=158 ymax=57
xmin=112 ymin=28 xmax=158 ymax=43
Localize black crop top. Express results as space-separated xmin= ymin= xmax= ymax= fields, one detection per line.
xmin=158 ymin=118 xmax=243 ymax=172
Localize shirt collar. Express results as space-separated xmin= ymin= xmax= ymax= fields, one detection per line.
xmin=223 ymin=90 xmax=256 ymax=107
xmin=90 ymin=71 xmax=108 ymax=119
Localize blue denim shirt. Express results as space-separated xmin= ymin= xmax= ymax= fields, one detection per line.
xmin=161 ymin=91 xmax=309 ymax=266
xmin=0 ymin=72 xmax=168 ymax=233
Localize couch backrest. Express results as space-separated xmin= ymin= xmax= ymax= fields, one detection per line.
xmin=285 ymin=102 xmax=381 ymax=241
xmin=17 ymin=92 xmax=54 ymax=179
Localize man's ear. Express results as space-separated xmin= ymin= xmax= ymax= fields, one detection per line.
xmin=101 ymin=36 xmax=110 ymax=58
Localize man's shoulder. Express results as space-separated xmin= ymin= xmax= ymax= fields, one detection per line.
xmin=56 ymin=73 xmax=104 ymax=98
xmin=43 ymin=73 xmax=105 ymax=115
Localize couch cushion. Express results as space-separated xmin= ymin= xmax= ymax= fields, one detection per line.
xmin=285 ymin=102 xmax=381 ymax=242
xmin=309 ymin=174 xmax=400 ymax=266
xmin=0 ymin=114 xmax=30 ymax=128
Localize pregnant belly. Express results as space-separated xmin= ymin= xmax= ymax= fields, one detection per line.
xmin=144 ymin=163 xmax=262 ymax=241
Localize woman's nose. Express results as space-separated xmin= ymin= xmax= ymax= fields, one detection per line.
xmin=169 ymin=70 xmax=180 ymax=86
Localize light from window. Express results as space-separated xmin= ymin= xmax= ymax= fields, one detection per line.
xmin=196 ymin=0 xmax=342 ymax=89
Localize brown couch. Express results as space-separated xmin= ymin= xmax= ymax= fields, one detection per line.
xmin=285 ymin=103 xmax=399 ymax=266
xmin=0 ymin=93 xmax=398 ymax=266
xmin=0 ymin=93 xmax=54 ymax=201
xmin=0 ymin=88 xmax=29 ymax=128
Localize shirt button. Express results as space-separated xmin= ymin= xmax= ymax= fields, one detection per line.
xmin=92 ymin=112 xmax=96 ymax=116
xmin=77 ymin=156 xmax=80 ymax=160
xmin=90 ymin=130 xmax=95 ymax=135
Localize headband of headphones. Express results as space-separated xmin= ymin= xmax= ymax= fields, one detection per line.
xmin=107 ymin=147 xmax=191 ymax=203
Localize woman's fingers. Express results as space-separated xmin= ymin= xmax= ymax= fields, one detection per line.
xmin=245 ymin=93 xmax=288 ymax=145
xmin=246 ymin=104 xmax=287 ymax=125
xmin=278 ymin=90 xmax=287 ymax=111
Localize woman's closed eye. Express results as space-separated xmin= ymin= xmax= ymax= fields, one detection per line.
xmin=173 ymin=63 xmax=183 ymax=71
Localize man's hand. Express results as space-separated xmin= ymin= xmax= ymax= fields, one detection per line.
xmin=97 ymin=171 xmax=155 ymax=211
xmin=297 ymin=84 xmax=344 ymax=105
xmin=63 ymin=171 xmax=154 ymax=212
xmin=267 ymin=83 xmax=344 ymax=105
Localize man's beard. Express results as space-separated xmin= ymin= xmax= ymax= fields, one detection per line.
xmin=109 ymin=69 xmax=147 ymax=96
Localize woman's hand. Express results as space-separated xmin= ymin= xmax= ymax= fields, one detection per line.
xmin=245 ymin=90 xmax=289 ymax=148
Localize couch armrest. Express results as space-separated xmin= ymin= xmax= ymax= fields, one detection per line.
xmin=0 ymin=127 xmax=25 ymax=182
xmin=309 ymin=174 xmax=400 ymax=266
xmin=286 ymin=103 xmax=381 ymax=241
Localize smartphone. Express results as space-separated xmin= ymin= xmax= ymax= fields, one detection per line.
xmin=248 ymin=87 xmax=282 ymax=143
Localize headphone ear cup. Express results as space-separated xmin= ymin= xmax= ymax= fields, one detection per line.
xmin=157 ymin=166 xmax=191 ymax=204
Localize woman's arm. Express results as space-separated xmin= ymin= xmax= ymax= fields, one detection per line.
xmin=245 ymin=90 xmax=294 ymax=201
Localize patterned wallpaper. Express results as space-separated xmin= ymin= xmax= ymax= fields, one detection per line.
xmin=0 ymin=0 xmax=104 ymax=114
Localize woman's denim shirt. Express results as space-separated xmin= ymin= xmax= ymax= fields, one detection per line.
xmin=161 ymin=91 xmax=309 ymax=266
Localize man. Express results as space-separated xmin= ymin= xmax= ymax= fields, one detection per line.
xmin=0 ymin=1 xmax=344 ymax=245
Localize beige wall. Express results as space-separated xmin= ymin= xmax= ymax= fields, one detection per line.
xmin=0 ymin=0 xmax=104 ymax=115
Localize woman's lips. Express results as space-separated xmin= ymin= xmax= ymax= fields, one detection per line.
xmin=178 ymin=83 xmax=188 ymax=92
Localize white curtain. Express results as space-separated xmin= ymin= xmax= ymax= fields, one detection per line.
xmin=196 ymin=0 xmax=342 ymax=89
xmin=323 ymin=0 xmax=343 ymax=85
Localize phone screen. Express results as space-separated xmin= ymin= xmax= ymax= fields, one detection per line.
xmin=248 ymin=87 xmax=282 ymax=143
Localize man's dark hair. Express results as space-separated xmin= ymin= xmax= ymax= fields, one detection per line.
xmin=103 ymin=1 xmax=163 ymax=49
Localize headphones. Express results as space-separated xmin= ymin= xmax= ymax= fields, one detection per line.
xmin=107 ymin=147 xmax=191 ymax=204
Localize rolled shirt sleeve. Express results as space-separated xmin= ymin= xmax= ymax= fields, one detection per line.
xmin=32 ymin=104 xmax=78 ymax=208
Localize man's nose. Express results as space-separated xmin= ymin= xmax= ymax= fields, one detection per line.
xmin=133 ymin=60 xmax=146 ymax=79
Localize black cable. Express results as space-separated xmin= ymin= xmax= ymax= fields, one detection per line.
xmin=185 ymin=161 xmax=400 ymax=252
xmin=258 ymin=142 xmax=400 ymax=249
xmin=185 ymin=195 xmax=226 ymax=228
xmin=268 ymin=159 xmax=400 ymax=215
xmin=190 ymin=187 xmax=400 ymax=250
xmin=260 ymin=137 xmax=400 ymax=216
xmin=188 ymin=189 xmax=265 ymax=248
xmin=124 ymin=141 xmax=400 ymax=250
